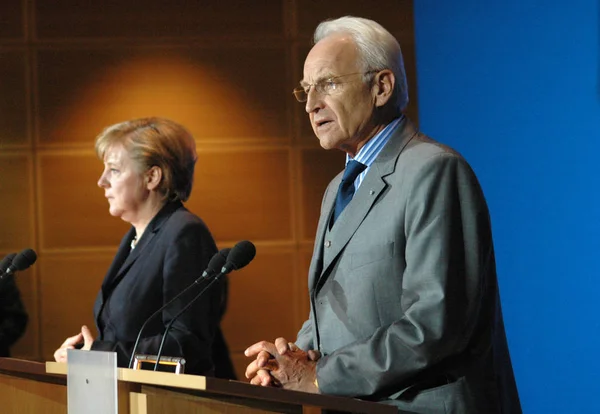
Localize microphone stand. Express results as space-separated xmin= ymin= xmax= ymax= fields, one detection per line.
xmin=127 ymin=276 xmax=209 ymax=369
xmin=152 ymin=272 xmax=226 ymax=371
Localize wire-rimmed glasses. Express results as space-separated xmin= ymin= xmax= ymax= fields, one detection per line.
xmin=292 ymin=70 xmax=379 ymax=102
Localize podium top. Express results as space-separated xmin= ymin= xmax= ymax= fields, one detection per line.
xmin=46 ymin=360 xmax=205 ymax=390
xmin=45 ymin=361 xmax=396 ymax=414
xmin=0 ymin=357 xmax=65 ymax=385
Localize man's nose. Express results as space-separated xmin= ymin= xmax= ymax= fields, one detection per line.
xmin=305 ymin=87 xmax=324 ymax=114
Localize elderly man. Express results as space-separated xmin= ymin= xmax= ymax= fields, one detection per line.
xmin=245 ymin=16 xmax=521 ymax=414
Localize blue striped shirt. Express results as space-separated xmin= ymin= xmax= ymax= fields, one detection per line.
xmin=348 ymin=116 xmax=403 ymax=190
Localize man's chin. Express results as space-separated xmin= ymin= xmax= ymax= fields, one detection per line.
xmin=317 ymin=135 xmax=336 ymax=150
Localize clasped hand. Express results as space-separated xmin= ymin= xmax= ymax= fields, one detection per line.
xmin=244 ymin=337 xmax=321 ymax=393
xmin=53 ymin=325 xmax=95 ymax=363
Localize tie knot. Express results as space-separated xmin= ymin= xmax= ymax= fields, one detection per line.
xmin=342 ymin=160 xmax=367 ymax=184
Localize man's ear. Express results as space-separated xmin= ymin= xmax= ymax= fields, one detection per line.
xmin=372 ymin=70 xmax=395 ymax=108
xmin=146 ymin=166 xmax=162 ymax=191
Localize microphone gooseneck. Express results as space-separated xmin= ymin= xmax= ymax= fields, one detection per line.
xmin=152 ymin=240 xmax=256 ymax=371
xmin=127 ymin=248 xmax=232 ymax=369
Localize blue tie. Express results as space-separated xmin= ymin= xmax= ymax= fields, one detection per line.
xmin=332 ymin=160 xmax=367 ymax=224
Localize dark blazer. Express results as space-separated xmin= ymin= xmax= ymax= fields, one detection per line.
xmin=0 ymin=275 xmax=28 ymax=357
xmin=92 ymin=201 xmax=225 ymax=376
xmin=296 ymin=117 xmax=521 ymax=414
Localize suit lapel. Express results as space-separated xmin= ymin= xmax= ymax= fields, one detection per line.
xmin=308 ymin=183 xmax=338 ymax=293
xmin=100 ymin=227 xmax=135 ymax=299
xmin=312 ymin=117 xmax=418 ymax=291
xmin=106 ymin=228 xmax=157 ymax=290
xmin=100 ymin=200 xmax=183 ymax=296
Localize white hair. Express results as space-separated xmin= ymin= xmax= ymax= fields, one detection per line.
xmin=314 ymin=16 xmax=408 ymax=112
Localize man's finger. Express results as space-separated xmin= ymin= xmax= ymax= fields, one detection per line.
xmin=257 ymin=350 xmax=272 ymax=368
xmin=244 ymin=341 xmax=277 ymax=358
xmin=307 ymin=349 xmax=321 ymax=361
xmin=257 ymin=369 xmax=274 ymax=387
xmin=250 ymin=375 xmax=263 ymax=386
xmin=249 ymin=369 xmax=273 ymax=386
xmin=245 ymin=359 xmax=261 ymax=379
xmin=274 ymin=337 xmax=291 ymax=355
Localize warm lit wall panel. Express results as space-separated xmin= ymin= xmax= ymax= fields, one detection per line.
xmin=188 ymin=148 xmax=293 ymax=242
xmin=221 ymin=250 xmax=298 ymax=352
xmin=39 ymin=252 xmax=114 ymax=359
xmin=230 ymin=353 xmax=250 ymax=382
xmin=0 ymin=154 xmax=33 ymax=250
xmin=296 ymin=0 xmax=412 ymax=39
xmin=0 ymin=51 xmax=28 ymax=146
xmin=0 ymin=0 xmax=23 ymax=39
xmin=36 ymin=47 xmax=289 ymax=146
xmin=300 ymin=148 xmax=345 ymax=239
xmin=35 ymin=0 xmax=284 ymax=39
xmin=38 ymin=152 xmax=129 ymax=249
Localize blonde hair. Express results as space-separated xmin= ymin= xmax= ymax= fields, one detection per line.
xmin=95 ymin=117 xmax=197 ymax=202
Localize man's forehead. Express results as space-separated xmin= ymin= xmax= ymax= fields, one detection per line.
xmin=300 ymin=65 xmax=334 ymax=84
xmin=302 ymin=35 xmax=358 ymax=81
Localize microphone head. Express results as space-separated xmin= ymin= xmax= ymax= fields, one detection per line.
xmin=218 ymin=247 xmax=232 ymax=260
xmin=201 ymin=248 xmax=232 ymax=279
xmin=0 ymin=253 xmax=17 ymax=274
xmin=221 ymin=240 xmax=256 ymax=274
xmin=11 ymin=248 xmax=37 ymax=272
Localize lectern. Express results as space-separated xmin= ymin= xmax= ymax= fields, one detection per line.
xmin=0 ymin=357 xmax=396 ymax=414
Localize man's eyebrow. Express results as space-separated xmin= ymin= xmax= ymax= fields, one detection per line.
xmin=299 ymin=74 xmax=333 ymax=88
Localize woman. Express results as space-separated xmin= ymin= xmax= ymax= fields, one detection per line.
xmin=54 ymin=117 xmax=228 ymax=376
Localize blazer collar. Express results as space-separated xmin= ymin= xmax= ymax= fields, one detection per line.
xmin=310 ymin=117 xmax=419 ymax=292
xmin=101 ymin=200 xmax=184 ymax=296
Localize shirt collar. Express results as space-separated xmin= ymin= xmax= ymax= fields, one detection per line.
xmin=347 ymin=116 xmax=403 ymax=167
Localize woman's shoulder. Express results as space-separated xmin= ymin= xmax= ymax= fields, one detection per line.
xmin=163 ymin=205 xmax=214 ymax=239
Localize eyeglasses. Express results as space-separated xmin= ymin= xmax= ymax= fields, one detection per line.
xmin=292 ymin=70 xmax=379 ymax=102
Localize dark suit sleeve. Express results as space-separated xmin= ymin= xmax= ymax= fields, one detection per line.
xmin=0 ymin=276 xmax=28 ymax=356
xmin=93 ymin=220 xmax=219 ymax=375
xmin=316 ymin=153 xmax=493 ymax=397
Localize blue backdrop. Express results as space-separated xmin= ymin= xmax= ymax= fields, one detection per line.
xmin=413 ymin=1 xmax=600 ymax=412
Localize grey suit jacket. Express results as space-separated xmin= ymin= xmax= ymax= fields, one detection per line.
xmin=296 ymin=117 xmax=521 ymax=414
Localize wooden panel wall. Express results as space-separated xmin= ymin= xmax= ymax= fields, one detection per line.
xmin=0 ymin=0 xmax=416 ymax=378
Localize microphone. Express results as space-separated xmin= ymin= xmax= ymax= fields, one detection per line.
xmin=153 ymin=240 xmax=256 ymax=371
xmin=0 ymin=248 xmax=37 ymax=279
xmin=201 ymin=248 xmax=231 ymax=279
xmin=127 ymin=247 xmax=231 ymax=369
xmin=0 ymin=253 xmax=17 ymax=274
xmin=220 ymin=240 xmax=256 ymax=274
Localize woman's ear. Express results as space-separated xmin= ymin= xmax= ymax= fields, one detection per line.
xmin=372 ymin=70 xmax=395 ymax=108
xmin=146 ymin=166 xmax=162 ymax=191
